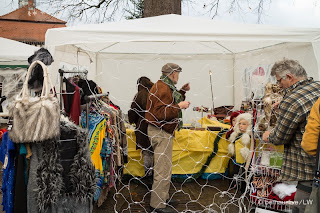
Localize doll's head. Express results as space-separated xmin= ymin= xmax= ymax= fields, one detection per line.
xmin=228 ymin=113 xmax=252 ymax=158
xmin=239 ymin=118 xmax=249 ymax=133
xmin=226 ymin=110 xmax=244 ymax=139
xmin=234 ymin=113 xmax=252 ymax=134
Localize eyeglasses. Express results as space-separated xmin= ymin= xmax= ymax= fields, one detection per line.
xmin=276 ymin=76 xmax=286 ymax=84
xmin=276 ymin=77 xmax=283 ymax=84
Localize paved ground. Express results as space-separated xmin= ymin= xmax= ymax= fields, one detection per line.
xmin=93 ymin=177 xmax=252 ymax=213
xmin=0 ymin=162 xmax=254 ymax=213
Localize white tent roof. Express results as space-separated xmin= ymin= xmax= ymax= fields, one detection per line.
xmin=46 ymin=14 xmax=320 ymax=55
xmin=0 ymin=37 xmax=39 ymax=64
xmin=45 ymin=15 xmax=320 ymax=123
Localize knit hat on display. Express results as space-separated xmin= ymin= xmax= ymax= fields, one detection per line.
xmin=230 ymin=110 xmax=245 ymax=126
xmin=226 ymin=110 xmax=245 ymax=139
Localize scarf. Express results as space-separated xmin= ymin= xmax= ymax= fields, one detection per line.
xmin=160 ymin=74 xmax=184 ymax=130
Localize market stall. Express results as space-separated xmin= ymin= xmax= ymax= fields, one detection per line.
xmin=43 ymin=15 xmax=320 ymax=212
xmin=45 ymin=14 xmax=320 ymax=124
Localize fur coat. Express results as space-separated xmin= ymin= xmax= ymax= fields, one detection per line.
xmin=31 ymin=116 xmax=96 ymax=212
xmin=228 ymin=113 xmax=252 ymax=162
xmin=128 ymin=77 xmax=154 ymax=150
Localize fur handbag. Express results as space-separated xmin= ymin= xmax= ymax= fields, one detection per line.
xmin=8 ymin=60 xmax=60 ymax=143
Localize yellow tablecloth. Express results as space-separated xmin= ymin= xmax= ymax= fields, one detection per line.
xmin=200 ymin=117 xmax=231 ymax=129
xmin=124 ymin=128 xmax=232 ymax=177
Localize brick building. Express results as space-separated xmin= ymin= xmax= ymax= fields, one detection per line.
xmin=0 ymin=0 xmax=66 ymax=46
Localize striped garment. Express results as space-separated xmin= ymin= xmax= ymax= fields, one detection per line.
xmin=269 ymin=78 xmax=320 ymax=181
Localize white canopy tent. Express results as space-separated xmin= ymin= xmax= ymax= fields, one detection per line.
xmin=45 ymin=15 xmax=320 ymax=123
xmin=0 ymin=37 xmax=39 ymax=66
xmin=0 ymin=37 xmax=38 ymax=114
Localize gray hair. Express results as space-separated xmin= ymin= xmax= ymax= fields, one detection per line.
xmin=271 ymin=58 xmax=307 ymax=78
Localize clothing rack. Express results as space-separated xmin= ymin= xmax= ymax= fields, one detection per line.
xmin=0 ymin=112 xmax=8 ymax=117
xmin=84 ymin=93 xmax=109 ymax=129
xmin=84 ymin=93 xmax=109 ymax=103
xmin=58 ymin=69 xmax=88 ymax=110
xmin=58 ymin=69 xmax=89 ymax=75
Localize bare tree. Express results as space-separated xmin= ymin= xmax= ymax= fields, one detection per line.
xmin=32 ymin=0 xmax=306 ymax=24
xmin=36 ymin=0 xmax=182 ymax=24
xmin=144 ymin=0 xmax=181 ymax=17
xmin=125 ymin=0 xmax=144 ymax=19
xmin=201 ymin=0 xmax=271 ymax=23
xmin=37 ymin=0 xmax=134 ymax=24
xmin=34 ymin=0 xmax=271 ymax=24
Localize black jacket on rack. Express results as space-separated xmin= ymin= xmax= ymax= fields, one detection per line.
xmin=77 ymin=79 xmax=99 ymax=104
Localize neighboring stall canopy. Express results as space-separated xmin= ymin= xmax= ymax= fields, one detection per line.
xmin=45 ymin=15 xmax=320 ymax=123
xmin=0 ymin=37 xmax=39 ymax=68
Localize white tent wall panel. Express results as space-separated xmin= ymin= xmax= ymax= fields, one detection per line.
xmin=233 ymin=42 xmax=318 ymax=109
xmin=48 ymin=42 xmax=319 ymax=123
xmin=312 ymin=41 xmax=320 ymax=77
xmin=96 ymin=53 xmax=234 ymax=124
xmin=48 ymin=45 xmax=97 ymax=89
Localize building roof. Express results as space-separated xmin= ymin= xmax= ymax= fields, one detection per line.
xmin=0 ymin=5 xmax=66 ymax=24
xmin=0 ymin=4 xmax=66 ymax=45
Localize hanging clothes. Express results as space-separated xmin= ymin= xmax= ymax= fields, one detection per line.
xmin=77 ymin=79 xmax=99 ymax=105
xmin=13 ymin=144 xmax=28 ymax=213
xmin=80 ymin=99 xmax=124 ymax=204
xmin=0 ymin=132 xmax=15 ymax=213
xmin=62 ymin=78 xmax=81 ymax=125
xmin=27 ymin=115 xmax=96 ymax=212
xmin=81 ymin=111 xmax=107 ymax=201
xmin=118 ymin=110 xmax=128 ymax=163
xmin=27 ymin=142 xmax=45 ymax=213
xmin=62 ymin=78 xmax=75 ymax=114
xmin=99 ymin=100 xmax=122 ymax=166
xmin=95 ymin=106 xmax=117 ymax=206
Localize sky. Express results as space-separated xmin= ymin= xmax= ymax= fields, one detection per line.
xmin=1 ymin=0 xmax=320 ymax=28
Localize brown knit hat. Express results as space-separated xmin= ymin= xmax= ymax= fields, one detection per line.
xmin=162 ymin=63 xmax=182 ymax=74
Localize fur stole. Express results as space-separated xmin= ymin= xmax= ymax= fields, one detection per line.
xmin=36 ymin=115 xmax=96 ymax=212
xmin=228 ymin=124 xmax=251 ymax=160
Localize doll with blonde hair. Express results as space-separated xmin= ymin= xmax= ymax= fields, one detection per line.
xmin=227 ymin=113 xmax=252 ymax=192
xmin=228 ymin=113 xmax=252 ymax=163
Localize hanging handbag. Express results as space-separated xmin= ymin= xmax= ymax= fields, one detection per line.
xmin=8 ymin=60 xmax=60 ymax=143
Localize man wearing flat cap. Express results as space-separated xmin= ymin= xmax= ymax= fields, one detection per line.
xmin=145 ymin=63 xmax=190 ymax=213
